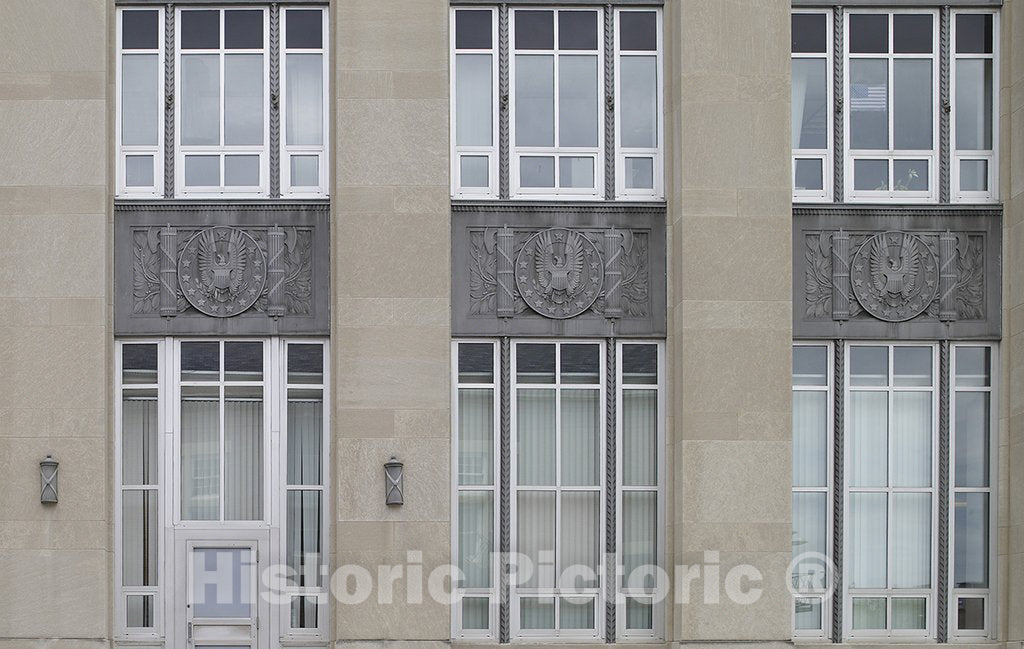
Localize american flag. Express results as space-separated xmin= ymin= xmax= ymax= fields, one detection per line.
xmin=850 ymin=83 xmax=887 ymax=111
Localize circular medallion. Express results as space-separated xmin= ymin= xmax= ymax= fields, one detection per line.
xmin=178 ymin=226 xmax=267 ymax=317
xmin=515 ymin=228 xmax=604 ymax=319
xmin=850 ymin=231 xmax=939 ymax=323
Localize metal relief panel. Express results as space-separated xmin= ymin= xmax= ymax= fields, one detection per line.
xmin=452 ymin=204 xmax=666 ymax=337
xmin=115 ymin=202 xmax=330 ymax=335
xmin=794 ymin=207 xmax=1000 ymax=339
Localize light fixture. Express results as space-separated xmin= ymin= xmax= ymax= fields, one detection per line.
xmin=384 ymin=456 xmax=404 ymax=506
xmin=40 ymin=455 xmax=59 ymax=504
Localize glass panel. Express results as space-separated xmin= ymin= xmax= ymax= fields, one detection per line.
xmin=960 ymin=160 xmax=989 ymax=192
xmin=626 ymin=597 xmax=654 ymax=629
xmin=958 ymin=597 xmax=985 ymax=630
xmin=849 ymin=14 xmax=888 ymax=54
xmin=126 ymin=155 xmax=154 ymax=187
xmin=521 ymin=156 xmax=555 ymax=187
xmin=621 ymin=56 xmax=658 ymax=148
xmin=893 ymin=60 xmax=932 ymax=150
xmin=459 ymin=388 xmax=494 ymax=486
xmin=561 ymin=390 xmax=600 ymax=486
xmin=854 ymin=159 xmax=889 ymax=191
xmin=956 ymin=14 xmax=993 ymax=54
xmin=795 ymin=597 xmax=822 ymax=630
xmin=852 ymin=597 xmax=887 ymax=629
xmin=290 ymin=595 xmax=318 ymax=629
xmin=122 ymin=54 xmax=159 ymax=146
xmin=850 ymin=346 xmax=888 ymax=386
xmin=794 ymin=159 xmax=823 ymax=191
xmin=559 ymin=11 xmax=598 ymax=50
xmin=224 ymin=155 xmax=259 ymax=186
xmin=191 ymin=547 xmax=253 ymax=618
xmin=290 ymin=155 xmax=319 ymax=187
xmin=891 ymin=493 xmax=931 ymax=588
xmin=517 ymin=343 xmax=555 ymax=383
xmin=559 ymin=156 xmax=594 ymax=188
xmin=956 ymin=347 xmax=991 ymax=387
xmin=456 ymin=10 xmax=492 ymax=50
xmin=849 ymin=392 xmax=888 ymax=488
xmin=181 ymin=393 xmax=219 ymax=520
xmin=625 ymin=157 xmax=654 ymax=189
xmin=286 ymin=9 xmax=323 ymax=49
xmin=849 ymin=59 xmax=889 ymax=150
xmin=955 ymin=392 xmax=990 ymax=487
xmin=184 ymin=155 xmax=220 ymax=187
xmin=517 ymin=389 xmax=556 ymax=485
xmin=793 ymin=346 xmax=827 ymax=386
xmin=287 ymin=490 xmax=322 ymax=587
xmin=520 ymin=597 xmax=555 ymax=629
xmin=893 ymin=14 xmax=933 ymax=54
xmin=792 ymin=14 xmax=827 ymax=53
xmin=224 ymin=54 xmax=263 ymax=146
xmin=892 ymin=598 xmax=927 ymax=629
xmin=459 ymin=343 xmax=494 ymax=383
xmin=515 ymin=11 xmax=554 ymax=50
xmin=622 ymin=491 xmax=656 ymax=588
xmin=515 ymin=55 xmax=554 ymax=146
xmin=956 ymin=59 xmax=993 ymax=150
xmin=623 ymin=389 xmax=657 ymax=487
xmin=792 ymin=59 xmax=827 ymax=150
xmin=849 ymin=493 xmax=887 ymax=588
xmin=223 ymin=342 xmax=262 ymax=381
xmin=560 ymin=598 xmax=595 ymax=629
xmin=180 ymin=54 xmax=220 ymax=146
xmin=517 ymin=492 xmax=555 ymax=588
xmin=954 ymin=492 xmax=989 ymax=588
xmin=459 ymin=491 xmax=493 ymax=588
xmin=561 ymin=344 xmax=599 ymax=384
xmin=620 ymin=11 xmax=657 ymax=51
xmin=181 ymin=10 xmax=219 ymax=50
xmin=792 ymin=492 xmax=827 ymax=589
xmin=456 ymin=54 xmax=493 ymax=147
xmin=558 ymin=56 xmax=598 ymax=147
xmin=460 ymin=156 xmax=489 ymax=188
xmin=561 ymin=492 xmax=599 ymax=586
xmin=224 ymin=388 xmax=263 ymax=520
xmin=123 ymin=395 xmax=158 ymax=485
xmin=893 ymin=159 xmax=928 ymax=191
xmin=462 ymin=596 xmax=490 ymax=630
xmin=893 ymin=347 xmax=932 ymax=386
xmin=793 ymin=392 xmax=827 ymax=487
xmin=122 ymin=10 xmax=159 ymax=50
xmin=287 ymin=398 xmax=323 ymax=485
xmin=288 ymin=344 xmax=323 ymax=384
xmin=123 ymin=344 xmax=158 ymax=384
xmin=224 ymin=10 xmax=262 ymax=49
xmin=285 ymin=53 xmax=324 ymax=146
xmin=122 ymin=490 xmax=159 ymax=586
xmin=126 ymin=594 xmax=155 ymax=628
xmin=891 ymin=392 xmax=932 ymax=488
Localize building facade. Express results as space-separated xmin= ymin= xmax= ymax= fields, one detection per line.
xmin=0 ymin=0 xmax=1020 ymax=649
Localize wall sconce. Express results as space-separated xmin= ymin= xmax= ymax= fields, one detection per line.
xmin=384 ymin=456 xmax=404 ymax=506
xmin=40 ymin=455 xmax=59 ymax=504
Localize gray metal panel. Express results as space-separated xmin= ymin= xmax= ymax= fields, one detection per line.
xmin=453 ymin=0 xmax=663 ymax=5
xmin=452 ymin=203 xmax=667 ymax=338
xmin=793 ymin=206 xmax=1001 ymax=340
xmin=793 ymin=0 xmax=1000 ymax=6
xmin=114 ymin=201 xmax=330 ymax=336
xmin=118 ymin=0 xmax=328 ymax=5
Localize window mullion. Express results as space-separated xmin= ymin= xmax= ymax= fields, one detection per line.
xmin=939 ymin=7 xmax=951 ymax=203
xmin=269 ymin=5 xmax=280 ymax=197
xmin=498 ymin=6 xmax=510 ymax=200
xmin=164 ymin=5 xmax=174 ymax=198
xmin=603 ymin=7 xmax=614 ymax=200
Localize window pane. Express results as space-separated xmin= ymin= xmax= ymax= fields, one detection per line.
xmin=192 ymin=547 xmax=253 ymax=618
xmin=891 ymin=392 xmax=932 ymax=488
xmin=122 ymin=54 xmax=159 ymax=146
xmin=795 ymin=597 xmax=822 ymax=630
xmin=561 ymin=344 xmax=599 ymax=384
xmin=792 ymin=492 xmax=827 ymax=589
xmin=620 ymin=11 xmax=657 ymax=51
xmin=960 ymin=160 xmax=989 ymax=192
xmin=181 ymin=54 xmax=220 ymax=145
xmin=623 ymin=345 xmax=658 ymax=384
xmin=891 ymin=493 xmax=931 ymax=588
xmin=558 ymin=55 xmax=598 ymax=147
xmin=954 ymin=492 xmax=989 ymax=588
xmin=794 ymin=159 xmax=823 ymax=191
xmin=123 ymin=395 xmax=158 ymax=485
xmin=893 ymin=14 xmax=933 ymax=54
xmin=181 ymin=10 xmax=219 ymax=50
xmin=559 ymin=156 xmax=594 ymax=188
xmin=956 ymin=14 xmax=993 ymax=54
xmin=517 ymin=492 xmax=555 ymax=588
xmin=955 ymin=392 xmax=990 ymax=487
xmin=224 ymin=389 xmax=263 ymax=520
xmin=849 ymin=14 xmax=888 ymax=54
xmin=515 ymin=55 xmax=554 ymax=146
xmin=225 ymin=10 xmax=263 ymax=49
xmin=122 ymin=490 xmax=159 ymax=586
xmin=559 ymin=11 xmax=598 ymax=50
xmin=184 ymin=155 xmax=219 ymax=187
xmin=625 ymin=157 xmax=654 ymax=189
xmin=290 ymin=155 xmax=319 ymax=187
xmin=621 ymin=56 xmax=658 ymax=148
xmin=517 ymin=343 xmax=555 ymax=383
xmin=456 ymin=54 xmax=493 ymax=147
xmin=456 ymin=10 xmax=492 ymax=50
xmin=126 ymin=155 xmax=155 ymax=187
xmin=224 ymin=54 xmax=263 ymax=146
xmin=123 ymin=344 xmax=158 ymax=384
xmin=181 ymin=392 xmax=219 ymax=520
xmin=182 ymin=341 xmax=220 ymax=380
xmin=520 ymin=156 xmax=555 ymax=187
xmin=850 ymin=391 xmax=888 ymax=488
xmin=517 ymin=389 xmax=556 ymax=485
xmin=561 ymin=390 xmax=600 ymax=486
xmin=561 ymin=492 xmax=599 ymax=585
xmin=287 ymin=490 xmax=322 ymax=587
xmin=462 ymin=597 xmax=490 ymax=630
xmin=849 ymin=59 xmax=889 ymax=150
xmin=792 ymin=13 xmax=827 ymax=53
xmin=224 ymin=155 xmax=259 ymax=186
xmin=561 ymin=597 xmax=595 ymax=629
xmin=623 ymin=389 xmax=657 ymax=486
xmin=515 ymin=11 xmax=554 ymax=50
xmin=893 ymin=159 xmax=928 ymax=191
xmin=854 ymin=159 xmax=889 ymax=191
xmin=892 ymin=597 xmax=927 ymax=629
xmin=459 ymin=343 xmax=494 ymax=383
xmin=126 ymin=594 xmax=155 ymax=628
xmin=958 ymin=597 xmax=985 ymax=630
xmin=793 ymin=346 xmax=828 ymax=386
xmin=956 ymin=59 xmax=993 ymax=150
xmin=459 ymin=491 xmax=493 ymax=588
xmin=122 ymin=10 xmax=159 ymax=50
xmin=956 ymin=346 xmax=991 ymax=387
xmin=286 ymin=9 xmax=323 ymax=49
xmin=893 ymin=59 xmax=932 ymax=150
xmin=852 ymin=597 xmax=887 ymax=629
xmin=894 ymin=347 xmax=932 ymax=386
xmin=792 ymin=59 xmax=827 ymax=149
xmin=459 ymin=388 xmax=494 ymax=486
xmin=461 ymin=156 xmax=489 ymax=188
xmin=286 ymin=54 xmax=323 ymax=146
xmin=520 ymin=597 xmax=555 ymax=629
xmin=290 ymin=595 xmax=318 ymax=629
xmin=626 ymin=597 xmax=654 ymax=629
xmin=851 ymin=346 xmax=888 ymax=386
xmin=793 ymin=391 xmax=827 ymax=487
xmin=288 ymin=344 xmax=323 ymax=384
xmin=849 ymin=493 xmax=887 ymax=588
xmin=287 ymin=398 xmax=323 ymax=486
xmin=622 ymin=491 xmax=657 ymax=588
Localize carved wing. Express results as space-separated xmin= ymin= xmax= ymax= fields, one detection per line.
xmin=196 ymin=229 xmax=216 ymax=287
xmin=899 ymin=235 xmax=919 ymax=298
xmin=534 ymin=230 xmax=553 ymax=289
xmin=870 ymin=237 xmax=886 ymax=292
xmin=227 ymin=229 xmax=248 ymax=293
xmin=565 ymin=233 xmax=585 ymax=293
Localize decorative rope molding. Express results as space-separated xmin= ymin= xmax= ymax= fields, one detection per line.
xmin=939 ymin=7 xmax=951 ymax=203
xmin=833 ymin=5 xmax=844 ymax=202
xmin=498 ymin=5 xmax=510 ymax=201
xmin=499 ymin=337 xmax=511 ymax=643
xmin=164 ymin=4 xmax=175 ymax=198
xmin=604 ymin=337 xmax=617 ymax=642
xmin=831 ymin=341 xmax=845 ymax=643
xmin=603 ymin=6 xmax=615 ymax=201
xmin=269 ymin=4 xmax=281 ymax=198
xmin=936 ymin=340 xmax=950 ymax=642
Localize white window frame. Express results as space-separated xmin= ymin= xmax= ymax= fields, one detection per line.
xmin=791 ymin=9 xmax=833 ymax=203
xmin=844 ymin=10 xmax=940 ymax=203
xmin=791 ymin=341 xmax=834 ymax=640
xmin=280 ymin=6 xmax=330 ymax=198
xmin=842 ymin=342 xmax=939 ymax=639
xmin=950 ymin=10 xmax=999 ymax=204
xmin=450 ymin=7 xmax=500 ymax=199
xmin=116 ymin=7 xmax=166 ymax=198
xmin=174 ymin=6 xmax=271 ymax=198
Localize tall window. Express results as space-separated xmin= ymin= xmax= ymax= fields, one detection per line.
xmin=452 ymin=340 xmax=663 ymax=641
xmin=952 ymin=11 xmax=997 ymax=201
xmin=450 ymin=6 xmax=663 ymax=200
xmin=791 ymin=12 xmax=831 ymax=201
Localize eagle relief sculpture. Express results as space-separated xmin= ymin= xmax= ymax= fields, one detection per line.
xmin=178 ymin=226 xmax=267 ymax=317
xmin=516 ymin=227 xmax=603 ymax=319
xmin=850 ymin=231 xmax=938 ymax=323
